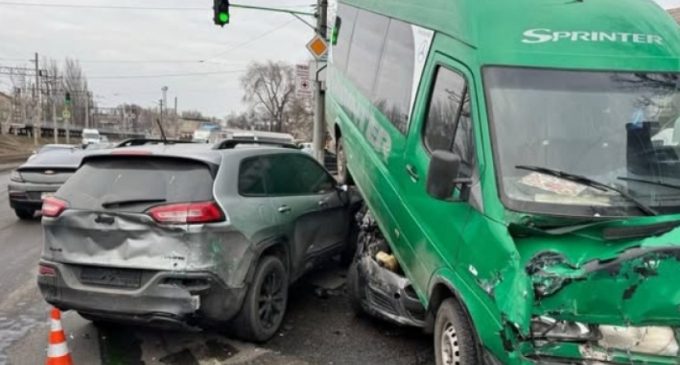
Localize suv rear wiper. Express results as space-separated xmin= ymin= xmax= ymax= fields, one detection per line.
xmin=617 ymin=176 xmax=680 ymax=191
xmin=102 ymin=198 xmax=166 ymax=208
xmin=516 ymin=165 xmax=658 ymax=216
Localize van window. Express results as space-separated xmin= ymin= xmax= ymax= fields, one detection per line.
xmin=374 ymin=19 xmax=415 ymax=134
xmin=423 ymin=67 xmax=474 ymax=177
xmin=332 ymin=4 xmax=358 ymax=73
xmin=346 ymin=10 xmax=389 ymax=96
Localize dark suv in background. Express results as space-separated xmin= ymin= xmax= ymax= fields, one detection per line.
xmin=38 ymin=142 xmax=360 ymax=341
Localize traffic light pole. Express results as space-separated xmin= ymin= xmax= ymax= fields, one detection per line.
xmin=214 ymin=1 xmax=328 ymax=162
xmin=313 ymin=0 xmax=328 ymax=163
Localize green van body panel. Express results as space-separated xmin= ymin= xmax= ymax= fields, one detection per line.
xmin=327 ymin=0 xmax=680 ymax=363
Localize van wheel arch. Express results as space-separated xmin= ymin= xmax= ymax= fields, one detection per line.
xmin=428 ymin=281 xmax=483 ymax=363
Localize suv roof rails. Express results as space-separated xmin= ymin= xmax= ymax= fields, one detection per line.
xmin=212 ymin=138 xmax=299 ymax=150
xmin=115 ymin=138 xmax=195 ymax=148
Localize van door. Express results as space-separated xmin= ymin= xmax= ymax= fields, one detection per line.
xmin=398 ymin=55 xmax=478 ymax=291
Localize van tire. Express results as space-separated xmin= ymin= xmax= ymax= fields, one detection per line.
xmin=336 ymin=137 xmax=353 ymax=185
xmin=434 ymin=298 xmax=478 ymax=365
xmin=232 ymin=255 xmax=288 ymax=342
xmin=15 ymin=208 xmax=35 ymax=220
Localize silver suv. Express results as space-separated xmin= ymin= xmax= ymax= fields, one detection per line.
xmin=37 ymin=141 xmax=360 ymax=341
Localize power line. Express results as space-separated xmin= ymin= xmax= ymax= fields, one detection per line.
xmin=0 ymin=1 xmax=313 ymax=10
xmin=89 ymin=69 xmax=247 ymax=80
xmin=206 ymin=18 xmax=297 ymax=60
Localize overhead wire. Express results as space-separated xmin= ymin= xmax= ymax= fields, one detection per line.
xmin=0 ymin=1 xmax=313 ymax=10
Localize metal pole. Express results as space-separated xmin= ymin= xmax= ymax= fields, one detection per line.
xmin=85 ymin=91 xmax=90 ymax=129
xmin=33 ymin=52 xmax=41 ymax=145
xmin=313 ymin=0 xmax=328 ymax=163
xmin=52 ymin=91 xmax=57 ymax=144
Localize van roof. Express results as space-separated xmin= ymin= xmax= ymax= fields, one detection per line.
xmin=342 ymin=0 xmax=680 ymax=71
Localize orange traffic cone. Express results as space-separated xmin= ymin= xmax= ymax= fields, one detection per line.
xmin=45 ymin=307 xmax=73 ymax=365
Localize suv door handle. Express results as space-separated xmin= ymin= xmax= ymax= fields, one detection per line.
xmin=278 ymin=205 xmax=292 ymax=213
xmin=318 ymin=199 xmax=329 ymax=207
xmin=405 ymin=164 xmax=419 ymax=181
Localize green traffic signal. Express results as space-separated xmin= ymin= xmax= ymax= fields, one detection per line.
xmin=218 ymin=11 xmax=229 ymax=24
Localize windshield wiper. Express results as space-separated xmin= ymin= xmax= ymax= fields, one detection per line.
xmin=516 ymin=165 xmax=658 ymax=216
xmin=102 ymin=198 xmax=166 ymax=208
xmin=617 ymin=176 xmax=680 ymax=191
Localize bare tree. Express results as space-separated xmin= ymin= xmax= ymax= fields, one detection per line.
xmin=63 ymin=58 xmax=89 ymax=127
xmin=240 ymin=61 xmax=295 ymax=132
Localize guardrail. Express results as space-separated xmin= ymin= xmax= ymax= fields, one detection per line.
xmin=7 ymin=122 xmax=145 ymax=140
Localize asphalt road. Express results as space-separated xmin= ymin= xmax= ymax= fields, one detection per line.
xmin=0 ymin=170 xmax=434 ymax=365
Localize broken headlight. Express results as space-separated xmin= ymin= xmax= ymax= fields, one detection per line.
xmin=598 ymin=325 xmax=679 ymax=357
xmin=531 ymin=317 xmax=598 ymax=342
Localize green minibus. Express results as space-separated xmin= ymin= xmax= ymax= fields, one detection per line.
xmin=327 ymin=0 xmax=680 ymax=363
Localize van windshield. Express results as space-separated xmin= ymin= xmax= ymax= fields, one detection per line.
xmin=484 ymin=67 xmax=680 ymax=217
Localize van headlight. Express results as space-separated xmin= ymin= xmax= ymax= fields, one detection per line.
xmin=10 ymin=170 xmax=23 ymax=183
xmin=531 ymin=317 xmax=598 ymax=341
xmin=532 ymin=317 xmax=680 ymax=356
xmin=598 ymin=325 xmax=679 ymax=356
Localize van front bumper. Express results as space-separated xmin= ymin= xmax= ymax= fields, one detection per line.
xmin=37 ymin=260 xmax=247 ymax=326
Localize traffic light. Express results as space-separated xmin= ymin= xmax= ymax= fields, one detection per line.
xmin=64 ymin=92 xmax=71 ymax=105
xmin=213 ymin=0 xmax=230 ymax=26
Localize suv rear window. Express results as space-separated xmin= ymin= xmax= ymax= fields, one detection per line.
xmin=58 ymin=158 xmax=214 ymax=212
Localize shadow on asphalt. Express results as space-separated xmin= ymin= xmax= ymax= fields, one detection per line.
xmin=93 ymin=260 xmax=434 ymax=365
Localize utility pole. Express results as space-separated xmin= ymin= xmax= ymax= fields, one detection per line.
xmin=85 ymin=91 xmax=90 ymax=129
xmin=33 ymin=52 xmax=41 ymax=146
xmin=313 ymin=0 xmax=328 ymax=163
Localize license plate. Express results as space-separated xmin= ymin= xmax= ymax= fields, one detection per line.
xmin=40 ymin=192 xmax=54 ymax=200
xmin=80 ymin=267 xmax=142 ymax=288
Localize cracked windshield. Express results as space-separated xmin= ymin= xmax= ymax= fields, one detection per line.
xmin=2 ymin=0 xmax=680 ymax=365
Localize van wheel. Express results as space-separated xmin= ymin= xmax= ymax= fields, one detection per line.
xmin=336 ymin=137 xmax=353 ymax=185
xmin=434 ymin=298 xmax=478 ymax=365
xmin=232 ymin=256 xmax=288 ymax=342
xmin=15 ymin=208 xmax=35 ymax=220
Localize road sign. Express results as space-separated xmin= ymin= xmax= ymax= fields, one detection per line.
xmin=295 ymin=64 xmax=312 ymax=99
xmin=62 ymin=109 xmax=71 ymax=120
xmin=306 ymin=35 xmax=328 ymax=60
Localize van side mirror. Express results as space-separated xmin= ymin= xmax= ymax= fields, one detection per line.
xmin=426 ymin=150 xmax=471 ymax=200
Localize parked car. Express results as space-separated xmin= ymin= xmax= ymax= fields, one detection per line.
xmin=8 ymin=147 xmax=87 ymax=220
xmin=27 ymin=144 xmax=79 ymax=161
xmin=38 ymin=142 xmax=361 ymax=341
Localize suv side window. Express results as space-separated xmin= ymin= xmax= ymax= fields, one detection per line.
xmin=238 ymin=156 xmax=270 ymax=196
xmin=423 ymin=67 xmax=475 ymax=178
xmin=268 ymin=154 xmax=336 ymax=196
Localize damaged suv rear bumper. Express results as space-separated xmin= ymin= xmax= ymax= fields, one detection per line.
xmin=37 ymin=260 xmax=247 ymax=326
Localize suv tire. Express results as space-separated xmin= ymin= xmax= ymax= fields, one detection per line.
xmin=15 ymin=208 xmax=35 ymax=220
xmin=434 ymin=298 xmax=479 ymax=365
xmin=232 ymin=255 xmax=288 ymax=342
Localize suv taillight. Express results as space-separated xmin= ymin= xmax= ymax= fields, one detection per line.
xmin=147 ymin=201 xmax=225 ymax=224
xmin=42 ymin=197 xmax=68 ymax=218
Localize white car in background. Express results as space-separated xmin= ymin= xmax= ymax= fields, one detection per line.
xmin=81 ymin=129 xmax=101 ymax=145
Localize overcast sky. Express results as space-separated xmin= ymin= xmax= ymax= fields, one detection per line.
xmin=0 ymin=0 xmax=679 ymax=117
